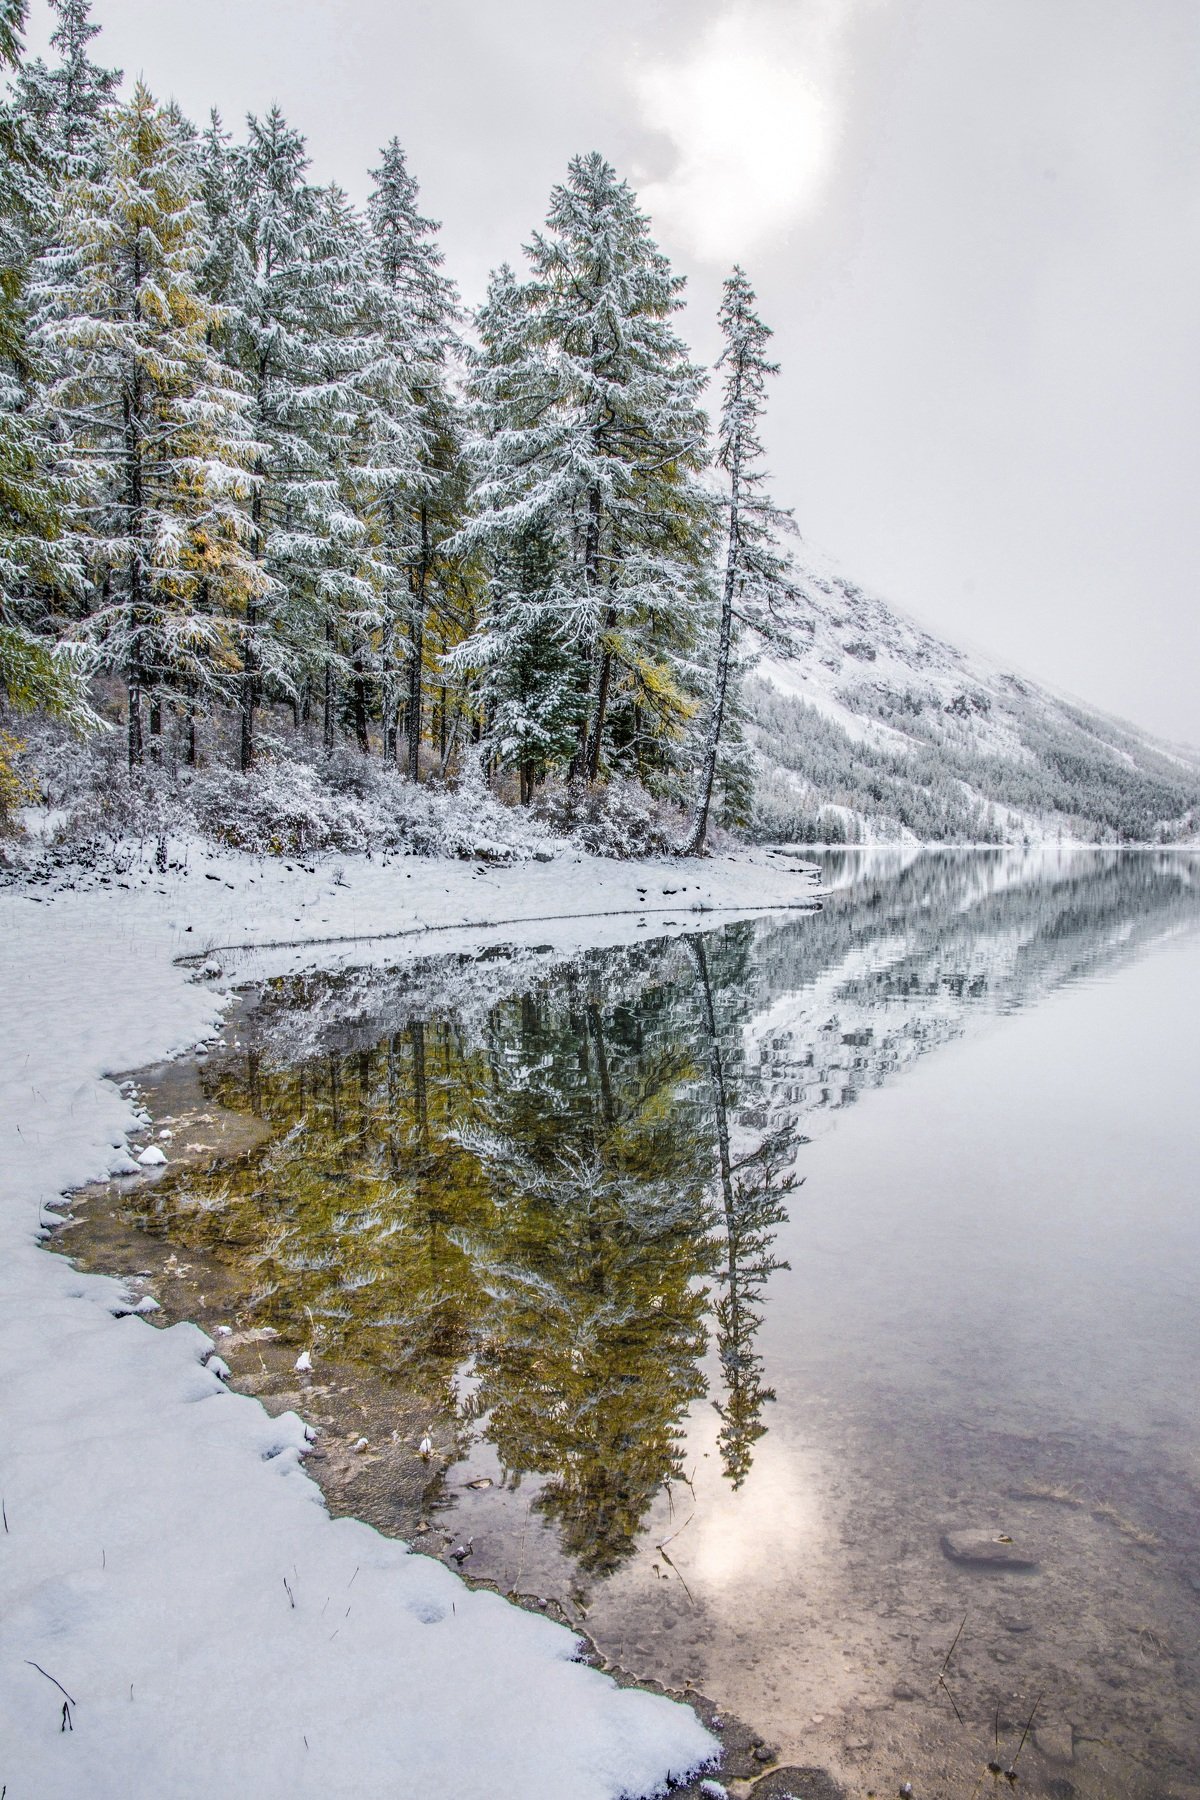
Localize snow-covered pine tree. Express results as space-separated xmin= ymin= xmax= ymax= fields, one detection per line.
xmin=4 ymin=0 xmax=114 ymax=720
xmin=16 ymin=0 xmax=119 ymax=191
xmin=1 ymin=0 xmax=47 ymax=291
xmin=464 ymin=154 xmax=712 ymax=792
xmin=450 ymin=262 xmax=579 ymax=800
xmin=367 ymin=137 xmax=463 ymax=778
xmin=32 ymin=82 xmax=263 ymax=768
xmin=0 ymin=0 xmax=87 ymax=726
xmin=212 ymin=106 xmax=336 ymax=769
xmin=0 ymin=0 xmax=18 ymax=70
xmin=194 ymin=111 xmax=249 ymax=320
xmin=306 ymin=180 xmax=429 ymax=755
xmin=681 ymin=267 xmax=796 ymax=855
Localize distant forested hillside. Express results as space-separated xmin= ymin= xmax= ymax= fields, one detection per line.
xmin=746 ymin=557 xmax=1200 ymax=845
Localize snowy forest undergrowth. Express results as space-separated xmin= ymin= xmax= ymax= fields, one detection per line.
xmin=0 ymin=0 xmax=802 ymax=865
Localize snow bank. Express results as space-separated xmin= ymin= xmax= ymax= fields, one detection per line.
xmin=0 ymin=841 xmax=816 ymax=1799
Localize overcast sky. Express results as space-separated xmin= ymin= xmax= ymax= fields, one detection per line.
xmin=22 ymin=0 xmax=1200 ymax=744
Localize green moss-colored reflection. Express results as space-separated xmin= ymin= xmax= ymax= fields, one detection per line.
xmin=123 ymin=939 xmax=784 ymax=1571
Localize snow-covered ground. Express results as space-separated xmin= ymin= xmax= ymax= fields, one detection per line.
xmin=0 ymin=840 xmax=817 ymax=1800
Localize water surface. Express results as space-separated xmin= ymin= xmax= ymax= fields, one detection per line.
xmin=64 ymin=850 xmax=1200 ymax=1797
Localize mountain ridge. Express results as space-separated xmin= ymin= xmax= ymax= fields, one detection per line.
xmin=743 ymin=544 xmax=1200 ymax=846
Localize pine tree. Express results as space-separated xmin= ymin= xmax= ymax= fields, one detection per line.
xmin=33 ymin=82 xmax=263 ymax=768
xmin=462 ymin=155 xmax=712 ymax=792
xmin=214 ymin=106 xmax=330 ymax=769
xmin=307 ymin=181 xmax=426 ymax=755
xmin=195 ymin=110 xmax=248 ymax=316
xmin=451 ymin=263 xmax=577 ymax=798
xmin=0 ymin=0 xmax=88 ymax=726
xmin=367 ymin=138 xmax=462 ymax=777
xmin=682 ymin=267 xmax=796 ymax=855
xmin=16 ymin=0 xmax=120 ymax=189
xmin=1 ymin=0 xmax=43 ymax=307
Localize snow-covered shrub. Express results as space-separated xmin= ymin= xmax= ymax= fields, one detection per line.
xmin=185 ymin=749 xmax=558 ymax=862
xmin=531 ymin=776 xmax=686 ymax=858
xmin=6 ymin=714 xmax=705 ymax=865
xmin=193 ymin=759 xmax=372 ymax=856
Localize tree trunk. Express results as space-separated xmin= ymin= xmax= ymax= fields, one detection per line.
xmin=323 ymin=622 xmax=336 ymax=752
xmin=585 ymin=1002 xmax=615 ymax=1129
xmin=682 ymin=446 xmax=741 ymax=855
xmin=126 ymin=677 xmax=143 ymax=769
xmin=407 ymin=504 xmax=429 ymax=783
xmin=690 ymin=935 xmax=744 ymax=1408
xmin=239 ymin=598 xmax=258 ymax=772
xmin=689 ymin=933 xmax=754 ymax=1484
xmin=570 ymin=481 xmax=604 ymax=779
xmin=440 ymin=702 xmax=462 ymax=776
xmin=411 ymin=1021 xmax=428 ymax=1150
xmin=586 ymin=600 xmax=617 ymax=781
xmin=352 ymin=646 xmax=370 ymax=754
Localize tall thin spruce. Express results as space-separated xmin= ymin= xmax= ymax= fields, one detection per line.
xmin=367 ymin=138 xmax=461 ymax=779
xmin=682 ymin=267 xmax=795 ymax=855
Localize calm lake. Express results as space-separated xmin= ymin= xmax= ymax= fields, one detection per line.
xmin=62 ymin=849 xmax=1200 ymax=1797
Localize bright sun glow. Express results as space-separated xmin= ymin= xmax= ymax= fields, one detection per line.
xmin=631 ymin=3 xmax=850 ymax=263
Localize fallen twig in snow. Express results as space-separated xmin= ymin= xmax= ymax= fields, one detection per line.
xmin=25 ymin=1660 xmax=77 ymax=1731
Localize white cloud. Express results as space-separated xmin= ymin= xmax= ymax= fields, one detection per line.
xmin=630 ymin=2 xmax=855 ymax=263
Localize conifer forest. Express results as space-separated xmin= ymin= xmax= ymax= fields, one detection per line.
xmin=0 ymin=0 xmax=794 ymax=853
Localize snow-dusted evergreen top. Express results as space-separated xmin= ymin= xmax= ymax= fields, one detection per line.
xmin=460 ymin=152 xmax=713 ymax=790
xmin=15 ymin=0 xmax=119 ymax=188
xmin=367 ymin=136 xmax=459 ymax=360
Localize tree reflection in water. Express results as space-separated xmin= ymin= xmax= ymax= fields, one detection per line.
xmin=689 ymin=934 xmax=797 ymax=1488
xmin=113 ymin=849 xmax=1200 ymax=1582
xmin=124 ymin=938 xmax=790 ymax=1572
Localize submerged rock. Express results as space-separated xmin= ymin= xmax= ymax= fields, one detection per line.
xmin=749 ymin=1770 xmax=845 ymax=1800
xmin=1034 ymin=1719 xmax=1075 ymax=1763
xmin=941 ymin=1530 xmax=1039 ymax=1571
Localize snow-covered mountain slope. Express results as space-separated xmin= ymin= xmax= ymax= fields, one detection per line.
xmin=744 ymin=549 xmax=1200 ymax=845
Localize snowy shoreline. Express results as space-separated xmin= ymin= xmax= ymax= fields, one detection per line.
xmin=0 ymin=841 xmax=817 ymax=1800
